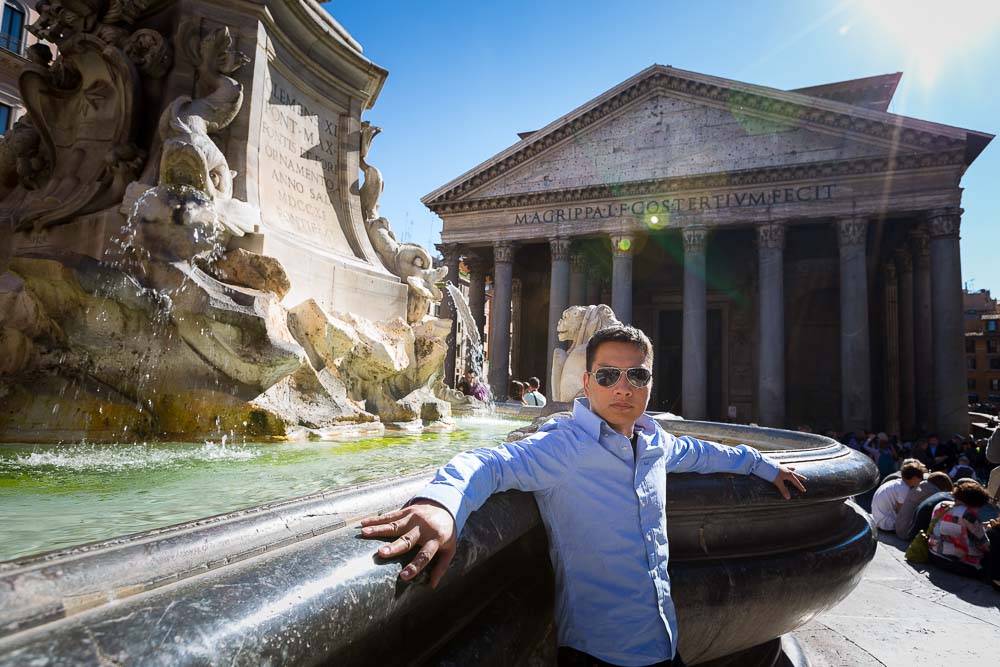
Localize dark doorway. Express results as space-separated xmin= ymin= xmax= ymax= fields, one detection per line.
xmin=656 ymin=309 xmax=724 ymax=419
xmin=656 ymin=311 xmax=683 ymax=413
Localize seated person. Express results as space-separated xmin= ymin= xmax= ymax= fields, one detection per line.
xmin=522 ymin=376 xmax=547 ymax=407
xmin=509 ymin=380 xmax=526 ymax=403
xmin=871 ymin=460 xmax=927 ymax=531
xmin=948 ymin=455 xmax=977 ymax=482
xmin=895 ymin=471 xmax=953 ymax=541
xmin=928 ymin=480 xmax=997 ymax=587
xmin=460 ymin=370 xmax=489 ymax=402
xmin=910 ymin=488 xmax=954 ymax=538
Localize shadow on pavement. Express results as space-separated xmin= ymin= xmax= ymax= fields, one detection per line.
xmin=877 ymin=532 xmax=1000 ymax=610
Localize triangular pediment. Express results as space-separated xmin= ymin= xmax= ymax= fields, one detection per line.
xmin=423 ymin=65 xmax=989 ymax=209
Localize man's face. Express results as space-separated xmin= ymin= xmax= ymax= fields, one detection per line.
xmin=582 ymin=341 xmax=651 ymax=431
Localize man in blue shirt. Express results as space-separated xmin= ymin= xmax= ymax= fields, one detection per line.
xmin=361 ymin=325 xmax=806 ymax=667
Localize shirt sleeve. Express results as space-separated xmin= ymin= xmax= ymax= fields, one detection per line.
xmin=413 ymin=427 xmax=581 ymax=535
xmin=666 ymin=434 xmax=780 ymax=482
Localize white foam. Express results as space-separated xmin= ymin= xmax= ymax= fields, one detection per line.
xmin=9 ymin=442 xmax=260 ymax=472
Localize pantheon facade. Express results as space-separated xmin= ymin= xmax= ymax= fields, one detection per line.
xmin=424 ymin=66 xmax=992 ymax=436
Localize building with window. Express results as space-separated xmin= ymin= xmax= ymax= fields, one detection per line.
xmin=0 ymin=1 xmax=39 ymax=135
xmin=426 ymin=66 xmax=994 ymax=437
xmin=965 ymin=289 xmax=1000 ymax=407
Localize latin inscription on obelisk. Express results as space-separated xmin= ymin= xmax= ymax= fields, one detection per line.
xmin=258 ymin=66 xmax=353 ymax=255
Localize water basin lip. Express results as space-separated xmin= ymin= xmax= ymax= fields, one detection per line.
xmin=0 ymin=468 xmax=438 ymax=572
xmin=656 ymin=417 xmax=845 ymax=452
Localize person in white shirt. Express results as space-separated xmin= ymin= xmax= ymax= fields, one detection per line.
xmin=522 ymin=376 xmax=547 ymax=407
xmin=871 ymin=460 xmax=927 ymax=531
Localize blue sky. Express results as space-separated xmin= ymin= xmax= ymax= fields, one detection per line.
xmin=325 ymin=0 xmax=999 ymax=292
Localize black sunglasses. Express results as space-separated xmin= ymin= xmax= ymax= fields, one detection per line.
xmin=588 ymin=366 xmax=652 ymax=388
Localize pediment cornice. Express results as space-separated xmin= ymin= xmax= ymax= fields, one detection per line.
xmin=422 ymin=66 xmax=978 ymax=208
xmin=427 ymin=149 xmax=965 ymax=215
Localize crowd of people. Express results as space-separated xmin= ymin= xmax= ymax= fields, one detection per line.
xmin=457 ymin=370 xmax=548 ymax=407
xmin=859 ymin=427 xmax=1000 ymax=592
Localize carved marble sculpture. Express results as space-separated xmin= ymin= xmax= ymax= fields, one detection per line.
xmin=0 ymin=2 xmax=454 ymax=441
xmin=366 ymin=216 xmax=447 ymax=324
xmin=550 ymin=304 xmax=622 ymax=402
xmin=359 ymin=120 xmax=383 ymax=222
xmin=0 ymin=0 xmax=189 ymax=231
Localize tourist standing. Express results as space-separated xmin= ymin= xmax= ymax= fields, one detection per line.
xmin=360 ymin=325 xmax=806 ymax=667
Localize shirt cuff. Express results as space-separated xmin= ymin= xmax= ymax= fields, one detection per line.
xmin=411 ymin=483 xmax=469 ymax=534
xmin=752 ymin=455 xmax=781 ymax=483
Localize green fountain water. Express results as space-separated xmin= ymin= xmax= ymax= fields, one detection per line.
xmin=0 ymin=416 xmax=524 ymax=562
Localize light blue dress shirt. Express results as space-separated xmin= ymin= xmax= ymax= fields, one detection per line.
xmin=416 ymin=398 xmax=780 ymax=666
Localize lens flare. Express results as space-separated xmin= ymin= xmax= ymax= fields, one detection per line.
xmin=617 ymin=237 xmax=632 ymax=252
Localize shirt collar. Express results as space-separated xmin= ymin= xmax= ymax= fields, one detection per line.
xmin=572 ymin=397 xmax=657 ymax=440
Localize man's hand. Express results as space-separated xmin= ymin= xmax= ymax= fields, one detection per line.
xmin=359 ymin=500 xmax=457 ymax=588
xmin=772 ymin=465 xmax=807 ymax=500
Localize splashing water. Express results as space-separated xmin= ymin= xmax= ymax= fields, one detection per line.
xmin=9 ymin=441 xmax=260 ymax=472
xmin=444 ymin=282 xmax=486 ymax=385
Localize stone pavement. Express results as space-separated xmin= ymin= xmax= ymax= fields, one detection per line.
xmin=795 ymin=533 xmax=999 ymax=667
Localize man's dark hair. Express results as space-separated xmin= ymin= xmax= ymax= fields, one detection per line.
xmin=926 ymin=471 xmax=953 ymax=493
xmin=585 ymin=325 xmax=654 ymax=372
xmin=952 ymin=480 xmax=990 ymax=508
xmin=527 ymin=377 xmax=540 ymax=389
xmin=900 ymin=461 xmax=927 ymax=481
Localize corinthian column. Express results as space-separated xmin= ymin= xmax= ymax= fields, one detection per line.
xmin=896 ymin=248 xmax=916 ymax=435
xmin=757 ymin=222 xmax=785 ymax=427
xmin=465 ymin=253 xmax=487 ymax=342
xmin=883 ymin=262 xmax=900 ymax=436
xmin=547 ymin=238 xmax=572 ymax=388
xmin=436 ymin=242 xmax=462 ymax=387
xmin=682 ymin=226 xmax=708 ymax=420
xmin=488 ymin=241 xmax=516 ymax=400
xmin=610 ymin=234 xmax=634 ymax=325
xmin=511 ymin=278 xmax=523 ymax=380
xmin=837 ymin=217 xmax=871 ymax=432
xmin=910 ymin=228 xmax=934 ymax=431
xmin=927 ymin=207 xmax=969 ymax=437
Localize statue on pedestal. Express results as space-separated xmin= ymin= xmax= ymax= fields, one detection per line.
xmin=550 ymin=304 xmax=621 ymax=402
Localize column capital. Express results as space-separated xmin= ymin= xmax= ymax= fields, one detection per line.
xmin=756 ymin=222 xmax=785 ymax=250
xmin=436 ymin=242 xmax=462 ymax=265
xmin=570 ymin=252 xmax=587 ymax=273
xmin=610 ymin=233 xmax=635 ymax=258
xmin=493 ymin=240 xmax=517 ymax=264
xmin=895 ymin=247 xmax=913 ymax=274
xmin=908 ymin=226 xmax=930 ymax=262
xmin=884 ymin=261 xmax=897 ymax=282
xmin=682 ymin=226 xmax=708 ymax=254
xmin=549 ymin=237 xmax=572 ymax=261
xmin=836 ymin=217 xmax=867 ymax=247
xmin=926 ymin=207 xmax=962 ymax=239
xmin=464 ymin=252 xmax=487 ymax=275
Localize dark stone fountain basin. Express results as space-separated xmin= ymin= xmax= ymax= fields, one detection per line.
xmin=0 ymin=421 xmax=877 ymax=666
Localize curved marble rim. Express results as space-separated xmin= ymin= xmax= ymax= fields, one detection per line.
xmin=0 ymin=419 xmax=876 ymax=641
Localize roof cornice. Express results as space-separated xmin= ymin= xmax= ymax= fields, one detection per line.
xmin=422 ymin=65 xmax=983 ymax=207
xmin=426 ymin=149 xmax=965 ymax=216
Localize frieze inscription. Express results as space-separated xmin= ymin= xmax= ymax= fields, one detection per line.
xmin=513 ymin=184 xmax=837 ymax=225
xmin=259 ymin=67 xmax=346 ymax=246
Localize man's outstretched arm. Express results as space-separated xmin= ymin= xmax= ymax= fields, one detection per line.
xmin=359 ymin=426 xmax=579 ymax=586
xmin=669 ymin=435 xmax=807 ymax=499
